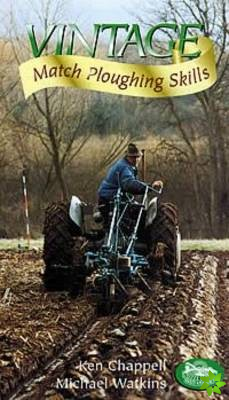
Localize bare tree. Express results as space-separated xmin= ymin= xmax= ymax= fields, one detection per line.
xmin=2 ymin=0 xmax=93 ymax=200
xmin=138 ymin=0 xmax=229 ymax=237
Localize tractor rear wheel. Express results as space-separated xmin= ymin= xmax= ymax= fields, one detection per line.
xmin=146 ymin=202 xmax=181 ymax=282
xmin=42 ymin=202 xmax=85 ymax=293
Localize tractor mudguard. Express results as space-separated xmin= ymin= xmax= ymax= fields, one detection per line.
xmin=69 ymin=196 xmax=83 ymax=232
xmin=145 ymin=197 xmax=158 ymax=228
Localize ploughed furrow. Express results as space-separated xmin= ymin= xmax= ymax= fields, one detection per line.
xmin=163 ymin=252 xmax=223 ymax=400
xmin=27 ymin=252 xmax=222 ymax=400
xmin=1 ymin=250 xmax=226 ymax=400
xmin=217 ymin=252 xmax=229 ymax=400
xmin=0 ymin=251 xmax=95 ymax=400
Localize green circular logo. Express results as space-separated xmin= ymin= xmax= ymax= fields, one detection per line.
xmin=175 ymin=358 xmax=225 ymax=391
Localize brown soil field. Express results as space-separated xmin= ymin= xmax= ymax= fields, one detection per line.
xmin=0 ymin=250 xmax=228 ymax=400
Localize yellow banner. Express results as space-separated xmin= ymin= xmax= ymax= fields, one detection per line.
xmin=19 ymin=37 xmax=216 ymax=98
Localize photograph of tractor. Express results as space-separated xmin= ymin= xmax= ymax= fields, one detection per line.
xmin=42 ymin=150 xmax=181 ymax=313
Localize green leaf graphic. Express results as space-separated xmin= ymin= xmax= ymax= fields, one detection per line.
xmin=216 ymin=381 xmax=226 ymax=388
xmin=200 ymin=370 xmax=226 ymax=396
xmin=200 ymin=382 xmax=209 ymax=389
xmin=207 ymin=386 xmax=213 ymax=396
xmin=214 ymin=373 xmax=221 ymax=382
xmin=208 ymin=370 xmax=215 ymax=380
xmin=213 ymin=386 xmax=221 ymax=394
xmin=200 ymin=376 xmax=210 ymax=382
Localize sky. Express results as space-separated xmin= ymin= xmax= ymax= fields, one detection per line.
xmin=0 ymin=0 xmax=147 ymax=34
xmin=71 ymin=0 xmax=137 ymax=24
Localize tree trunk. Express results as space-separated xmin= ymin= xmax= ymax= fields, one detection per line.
xmin=44 ymin=89 xmax=68 ymax=201
xmin=207 ymin=99 xmax=228 ymax=237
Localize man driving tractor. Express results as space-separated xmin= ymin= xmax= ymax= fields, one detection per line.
xmin=42 ymin=142 xmax=180 ymax=295
xmin=97 ymin=143 xmax=163 ymax=225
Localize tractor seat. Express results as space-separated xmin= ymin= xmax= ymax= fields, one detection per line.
xmin=134 ymin=241 xmax=148 ymax=255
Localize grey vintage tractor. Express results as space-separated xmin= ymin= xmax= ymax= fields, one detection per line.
xmin=42 ymin=186 xmax=181 ymax=311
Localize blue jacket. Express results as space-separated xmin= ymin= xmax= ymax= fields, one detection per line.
xmin=98 ymin=158 xmax=148 ymax=200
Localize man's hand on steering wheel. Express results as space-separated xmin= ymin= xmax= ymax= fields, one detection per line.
xmin=151 ymin=180 xmax=164 ymax=191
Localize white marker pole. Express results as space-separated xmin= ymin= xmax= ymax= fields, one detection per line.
xmin=22 ymin=167 xmax=31 ymax=248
